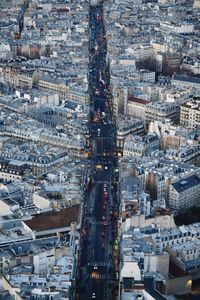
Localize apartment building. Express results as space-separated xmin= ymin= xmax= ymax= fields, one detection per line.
xmin=169 ymin=174 xmax=200 ymax=211
xmin=127 ymin=96 xmax=150 ymax=121
xmin=38 ymin=79 xmax=69 ymax=99
xmin=145 ymin=102 xmax=179 ymax=128
xmin=139 ymin=69 xmax=155 ymax=83
xmin=117 ymin=115 xmax=144 ymax=150
xmin=172 ymin=75 xmax=200 ymax=89
xmin=166 ymin=239 xmax=200 ymax=273
xmin=67 ymin=88 xmax=90 ymax=105
xmin=0 ymin=159 xmax=32 ymax=182
xmin=165 ymin=145 xmax=200 ymax=166
xmin=123 ymin=133 xmax=160 ymax=158
xmin=180 ymin=100 xmax=200 ymax=130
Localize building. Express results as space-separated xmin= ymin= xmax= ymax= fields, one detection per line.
xmin=172 ymin=75 xmax=200 ymax=90
xmin=38 ymin=79 xmax=69 ymax=99
xmin=139 ymin=69 xmax=155 ymax=83
xmin=0 ymin=250 xmax=8 ymax=276
xmin=161 ymin=53 xmax=182 ymax=75
xmin=180 ymin=100 xmax=200 ymax=130
xmin=117 ymin=115 xmax=144 ymax=150
xmin=165 ymin=145 xmax=200 ymax=166
xmin=124 ymin=157 xmax=199 ymax=203
xmin=127 ymin=96 xmax=150 ymax=121
xmin=66 ymin=88 xmax=89 ymax=105
xmin=113 ymin=86 xmax=128 ymax=116
xmin=24 ymin=205 xmax=80 ymax=239
xmin=90 ymin=0 xmax=102 ymax=5
xmin=145 ymin=102 xmax=179 ymax=128
xmin=193 ymin=0 xmax=200 ymax=8
xmin=123 ymin=133 xmax=160 ymax=157
xmin=0 ymin=219 xmax=35 ymax=249
xmin=169 ymin=174 xmax=200 ymax=211
xmin=166 ymin=239 xmax=200 ymax=274
xmin=0 ymin=159 xmax=32 ymax=182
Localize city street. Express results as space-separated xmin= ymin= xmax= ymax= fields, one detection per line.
xmin=76 ymin=2 xmax=119 ymax=300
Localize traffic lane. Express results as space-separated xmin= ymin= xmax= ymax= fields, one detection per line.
xmin=87 ymin=235 xmax=105 ymax=267
xmin=93 ymin=100 xmax=107 ymax=112
xmin=79 ymin=186 xmax=98 ymax=263
xmin=93 ymin=224 xmax=105 ymax=261
xmin=91 ymin=168 xmax=113 ymax=184
xmin=92 ymin=173 xmax=110 ymax=186
xmin=90 ymin=278 xmax=105 ymax=300
xmin=91 ymin=116 xmax=113 ymax=127
xmin=82 ymin=170 xmax=116 ymax=280
xmin=86 ymin=235 xmax=111 ymax=289
xmin=94 ymin=139 xmax=113 ymax=156
xmin=93 ymin=125 xmax=114 ymax=139
xmin=94 ymin=189 xmax=113 ymax=258
xmin=93 ymin=183 xmax=103 ymax=220
xmin=92 ymin=182 xmax=111 ymax=252
xmin=92 ymin=163 xmax=114 ymax=179
xmin=90 ymin=120 xmax=116 ymax=134
xmin=77 ymin=4 xmax=118 ymax=299
xmin=80 ymin=184 xmax=102 ymax=265
xmin=92 ymin=157 xmax=114 ymax=170
xmin=89 ymin=183 xmax=106 ymax=259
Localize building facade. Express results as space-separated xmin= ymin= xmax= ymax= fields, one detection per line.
xmin=180 ymin=100 xmax=200 ymax=130
xmin=169 ymin=174 xmax=200 ymax=211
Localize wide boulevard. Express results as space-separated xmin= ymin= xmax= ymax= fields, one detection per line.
xmin=76 ymin=1 xmax=119 ymax=300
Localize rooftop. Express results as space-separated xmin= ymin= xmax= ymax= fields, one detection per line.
xmin=128 ymin=96 xmax=150 ymax=105
xmin=25 ymin=205 xmax=80 ymax=232
xmin=171 ymin=174 xmax=200 ymax=193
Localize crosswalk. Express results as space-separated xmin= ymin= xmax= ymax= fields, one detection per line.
xmin=88 ymin=220 xmax=110 ymax=225
xmin=90 ymin=273 xmax=106 ymax=280
xmin=95 ymin=180 xmax=110 ymax=183
xmin=88 ymin=261 xmax=110 ymax=267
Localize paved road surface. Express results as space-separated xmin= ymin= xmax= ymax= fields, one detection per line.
xmin=76 ymin=2 xmax=119 ymax=300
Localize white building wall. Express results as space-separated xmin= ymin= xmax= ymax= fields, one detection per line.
xmin=33 ymin=193 xmax=50 ymax=209
xmin=33 ymin=249 xmax=55 ymax=275
xmin=0 ymin=200 xmax=12 ymax=216
xmin=120 ymin=261 xmax=141 ymax=281
xmin=124 ymin=214 xmax=176 ymax=231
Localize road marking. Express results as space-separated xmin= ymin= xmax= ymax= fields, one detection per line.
xmin=88 ymin=261 xmax=110 ymax=267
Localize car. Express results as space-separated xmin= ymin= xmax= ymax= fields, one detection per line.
xmin=104 ymin=166 xmax=108 ymax=170
xmin=102 ymin=216 xmax=106 ymax=221
xmin=97 ymin=128 xmax=101 ymax=136
xmin=103 ymin=205 xmax=107 ymax=210
xmin=92 ymin=292 xmax=96 ymax=299
xmin=94 ymin=265 xmax=98 ymax=270
xmin=102 ymin=221 xmax=108 ymax=226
